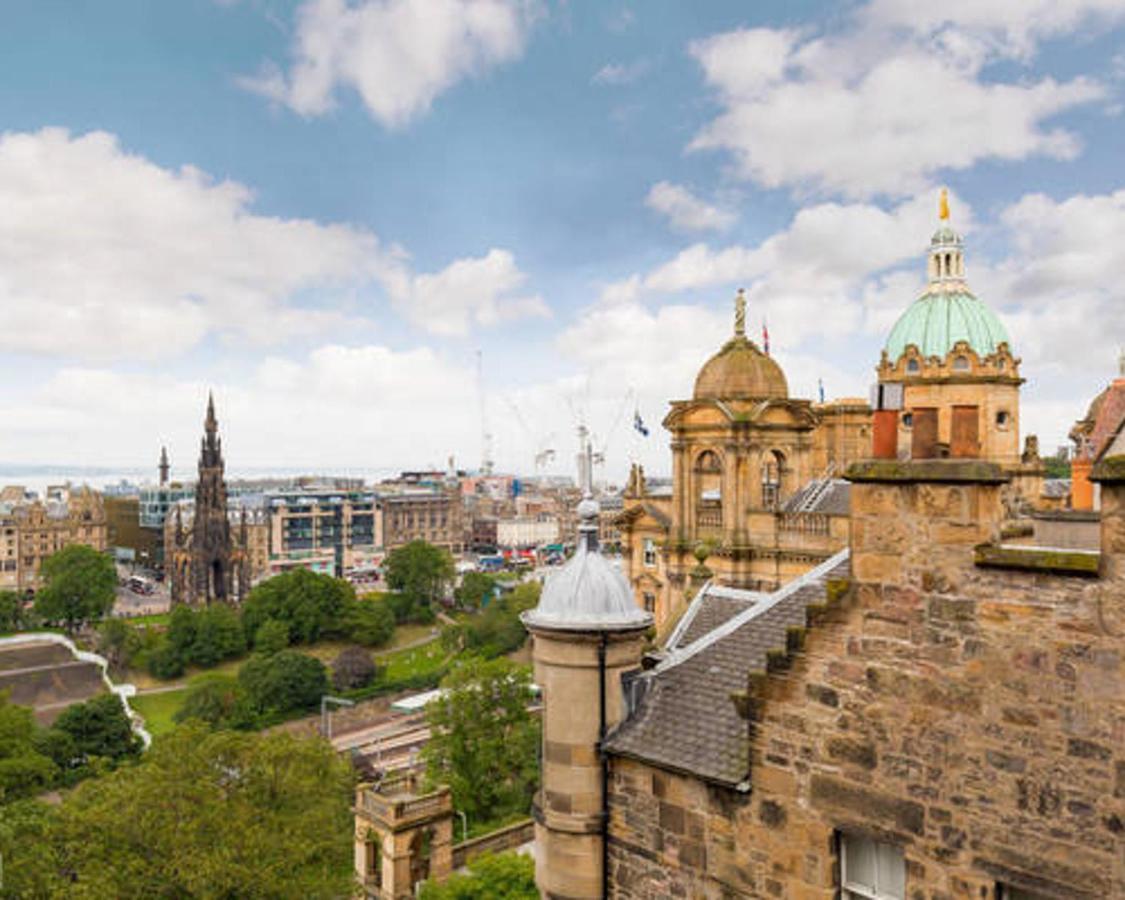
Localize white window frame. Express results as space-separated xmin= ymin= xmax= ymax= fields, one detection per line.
xmin=840 ymin=833 xmax=905 ymax=900
xmin=642 ymin=538 xmax=657 ymax=568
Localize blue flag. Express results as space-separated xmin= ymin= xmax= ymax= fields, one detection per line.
xmin=633 ymin=410 xmax=649 ymax=437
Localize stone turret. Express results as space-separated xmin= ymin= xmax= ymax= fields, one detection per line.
xmin=521 ymin=493 xmax=652 ymax=899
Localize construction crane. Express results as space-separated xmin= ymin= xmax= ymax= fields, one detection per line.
xmin=476 ymin=350 xmax=494 ymax=475
xmin=503 ymin=395 xmax=556 ymax=471
xmin=567 ymin=385 xmax=634 ymax=488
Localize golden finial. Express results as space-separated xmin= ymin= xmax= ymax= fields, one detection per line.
xmin=939 ymin=187 xmax=950 ymax=221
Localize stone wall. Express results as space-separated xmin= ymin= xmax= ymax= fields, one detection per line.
xmin=607 ymin=462 xmax=1124 ymax=899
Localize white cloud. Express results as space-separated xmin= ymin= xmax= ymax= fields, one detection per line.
xmin=383 ymin=248 xmax=549 ymax=336
xmin=865 ymin=0 xmax=1125 ymax=60
xmin=605 ymin=191 xmax=959 ymax=342
xmin=0 ymin=128 xmax=392 ymax=362
xmin=0 ymin=128 xmax=547 ymax=360
xmin=243 ymin=0 xmax=540 ymax=128
xmin=687 ymin=9 xmax=1108 ymax=198
xmin=3 ymin=344 xmax=479 ymax=470
xmin=644 ymin=181 xmax=736 ymax=233
xmin=592 ymin=59 xmax=650 ymax=86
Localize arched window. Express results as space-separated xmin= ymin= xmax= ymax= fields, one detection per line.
xmin=952 ymin=355 xmax=970 ymax=371
xmin=694 ymin=450 xmax=723 ymax=529
xmin=761 ymin=449 xmax=785 ymax=510
xmin=995 ymin=410 xmax=1010 ymax=430
xmin=906 ymin=358 xmax=920 ymax=374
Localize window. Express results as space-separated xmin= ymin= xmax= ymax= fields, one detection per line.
xmin=906 ymin=359 xmax=920 ymax=374
xmin=952 ymin=355 xmax=970 ymax=371
xmin=840 ymin=833 xmax=905 ymax=900
xmin=901 ymin=412 xmax=913 ymax=429
xmin=995 ymin=410 xmax=1010 ymax=429
xmin=643 ymin=592 xmax=656 ymax=614
xmin=643 ymin=539 xmax=657 ymax=568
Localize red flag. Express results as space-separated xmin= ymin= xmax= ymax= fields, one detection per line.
xmin=762 ymin=320 xmax=770 ymax=356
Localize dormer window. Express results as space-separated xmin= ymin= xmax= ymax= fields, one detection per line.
xmin=952 ymin=355 xmax=969 ymax=371
xmin=906 ymin=359 xmax=920 ymax=374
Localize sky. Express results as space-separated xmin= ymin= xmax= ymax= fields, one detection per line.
xmin=0 ymin=0 xmax=1123 ymax=483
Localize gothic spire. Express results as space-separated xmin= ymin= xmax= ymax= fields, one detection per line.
xmin=159 ymin=445 xmax=170 ymax=486
xmin=205 ymin=391 xmax=218 ymax=433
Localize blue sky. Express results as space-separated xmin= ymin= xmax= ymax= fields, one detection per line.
xmin=0 ymin=0 xmax=1123 ymax=481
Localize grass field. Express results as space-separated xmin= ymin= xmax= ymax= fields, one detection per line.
xmin=131 ymin=688 xmax=188 ymax=737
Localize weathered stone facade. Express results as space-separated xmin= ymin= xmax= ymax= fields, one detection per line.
xmin=605 ymin=460 xmax=1124 ymax=899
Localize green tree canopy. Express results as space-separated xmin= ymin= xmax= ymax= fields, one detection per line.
xmin=384 ymin=540 xmax=455 ymax=622
xmin=0 ymin=724 xmax=355 ymax=898
xmin=189 ymin=603 xmax=246 ymax=667
xmin=419 ymin=851 xmax=537 ymax=900
xmin=348 ymin=596 xmax=397 ymax=647
xmin=253 ymin=617 xmax=291 ymax=655
xmin=0 ymin=589 xmax=28 ymax=632
xmin=241 ymin=568 xmax=356 ymax=644
xmin=454 ymin=571 xmax=497 ymax=610
xmin=52 ymin=694 xmax=142 ymax=763
xmin=0 ymin=693 xmax=58 ymax=803
xmin=33 ymin=544 xmax=116 ymax=634
xmin=421 ymin=658 xmax=538 ymax=825
xmin=174 ymin=672 xmax=256 ymax=730
xmin=95 ymin=618 xmax=141 ymax=671
xmin=239 ymin=649 xmax=328 ymax=717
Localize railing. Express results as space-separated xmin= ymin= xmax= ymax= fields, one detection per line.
xmin=695 ymin=508 xmax=723 ymax=529
xmin=777 ymin=512 xmax=830 ymax=535
xmin=451 ymin=819 xmax=535 ymax=869
xmin=357 ymin=784 xmax=451 ymax=824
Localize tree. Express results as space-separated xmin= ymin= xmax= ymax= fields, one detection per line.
xmin=53 ymin=694 xmax=142 ymax=763
xmin=0 ymin=589 xmax=27 ymax=632
xmin=421 ymin=658 xmax=538 ymax=825
xmin=33 ymin=544 xmax=116 ymax=634
xmin=384 ymin=540 xmax=455 ymax=622
xmin=0 ymin=694 xmax=58 ymax=803
xmin=146 ymin=637 xmax=185 ymax=679
xmin=419 ymin=851 xmax=537 ymax=900
xmin=454 ymin=571 xmax=497 ymax=611
xmin=239 ymin=650 xmax=328 ymax=717
xmin=348 ymin=596 xmax=396 ymax=647
xmin=331 ymin=646 xmax=376 ymax=691
xmin=166 ymin=603 xmax=197 ymax=658
xmin=96 ymin=618 xmax=141 ymax=671
xmin=174 ymin=673 xmax=256 ymax=730
xmin=10 ymin=724 xmax=355 ymax=898
xmin=451 ymin=582 xmax=540 ymax=659
xmin=241 ymin=568 xmax=356 ymax=645
xmin=189 ymin=604 xmax=246 ymax=667
xmin=254 ymin=618 xmax=291 ymax=655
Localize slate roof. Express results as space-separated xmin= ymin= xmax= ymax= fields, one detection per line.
xmin=665 ymin=584 xmax=762 ymax=651
xmin=605 ymin=550 xmax=850 ymax=786
xmin=783 ymin=478 xmax=851 ymax=516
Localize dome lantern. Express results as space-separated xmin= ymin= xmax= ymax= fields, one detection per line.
xmin=883 ymin=190 xmax=1011 ymax=363
xmin=693 ymin=290 xmax=789 ymax=401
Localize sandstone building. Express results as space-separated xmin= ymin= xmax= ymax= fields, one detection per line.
xmin=617 ymin=289 xmax=870 ymax=631
xmin=0 ymin=486 xmax=107 ymax=591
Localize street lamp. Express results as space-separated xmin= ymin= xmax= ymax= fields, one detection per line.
xmin=320 ymin=695 xmax=355 ymax=739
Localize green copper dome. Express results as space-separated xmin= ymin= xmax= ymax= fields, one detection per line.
xmin=884 ymin=289 xmax=1010 ymax=361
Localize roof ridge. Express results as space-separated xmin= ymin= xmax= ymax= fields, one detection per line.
xmin=654 ymin=548 xmax=850 ymax=675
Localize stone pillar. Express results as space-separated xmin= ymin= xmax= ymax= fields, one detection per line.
xmin=1090 ymin=456 xmax=1125 ymax=581
xmin=526 ymin=624 xmax=650 ymax=899
xmin=846 ymin=459 xmax=1007 ymax=587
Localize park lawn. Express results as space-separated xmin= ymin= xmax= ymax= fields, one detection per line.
xmin=131 ymin=688 xmax=188 ymax=738
xmin=378 ymin=639 xmax=450 ymax=682
xmin=121 ymin=612 xmax=171 ymax=627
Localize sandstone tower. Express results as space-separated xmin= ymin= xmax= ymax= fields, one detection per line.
xmin=521 ymin=482 xmax=652 ymax=899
